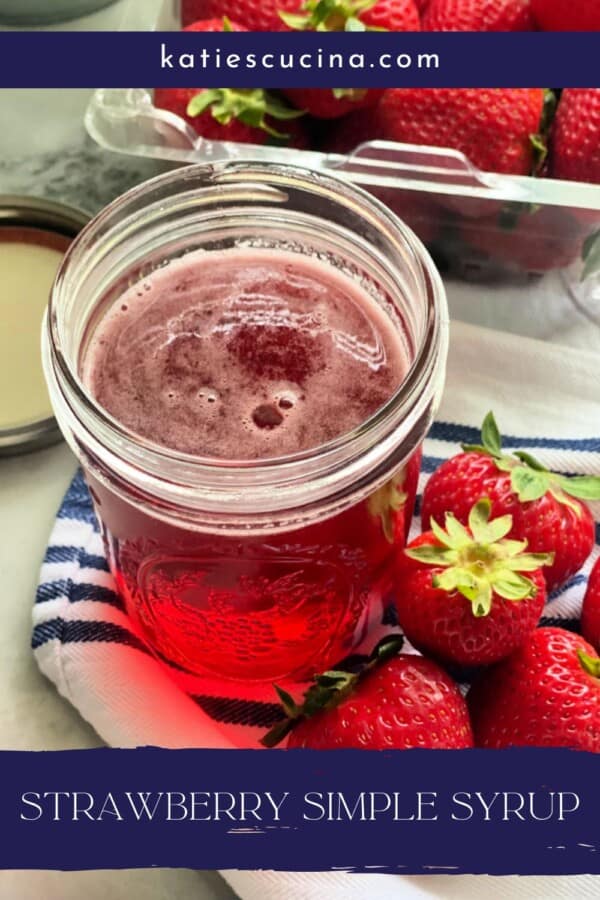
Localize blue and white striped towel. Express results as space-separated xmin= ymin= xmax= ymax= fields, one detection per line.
xmin=31 ymin=320 xmax=600 ymax=899
xmin=32 ymin=321 xmax=600 ymax=753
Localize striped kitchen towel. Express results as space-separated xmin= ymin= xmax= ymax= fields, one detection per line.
xmin=32 ymin=320 xmax=600 ymax=753
xmin=30 ymin=319 xmax=600 ymax=900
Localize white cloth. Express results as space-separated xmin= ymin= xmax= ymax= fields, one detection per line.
xmin=32 ymin=320 xmax=600 ymax=898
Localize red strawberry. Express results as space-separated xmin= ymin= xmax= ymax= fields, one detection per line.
xmin=550 ymin=90 xmax=600 ymax=185
xmin=281 ymin=0 xmax=419 ymax=118
xmin=154 ymin=85 xmax=308 ymax=146
xmin=549 ymin=91 xmax=600 ymax=279
xmin=181 ymin=0 xmax=302 ymax=30
xmin=531 ymin=0 xmax=600 ymax=31
xmin=325 ymin=89 xmax=545 ymax=175
xmin=262 ymin=637 xmax=473 ymax=749
xmin=422 ymin=413 xmax=600 ymax=593
xmin=154 ymin=21 xmax=307 ymax=147
xmin=396 ymin=499 xmax=551 ymax=667
xmin=281 ymin=0 xmax=421 ymax=31
xmin=424 ymin=0 xmax=534 ymax=31
xmin=582 ymin=558 xmax=600 ymax=652
xmin=284 ymin=87 xmax=383 ymax=120
xmin=469 ymin=627 xmax=600 ymax=751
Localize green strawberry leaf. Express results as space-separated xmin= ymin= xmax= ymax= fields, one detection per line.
xmin=279 ymin=11 xmax=313 ymax=26
xmin=541 ymin=89 xmax=558 ymax=133
xmin=481 ymin=411 xmax=503 ymax=456
xmin=468 ymin=498 xmax=512 ymax=545
xmin=405 ymin=544 xmax=456 ymax=566
xmin=433 ymin=566 xmax=477 ymax=594
xmin=461 ymin=411 xmax=503 ymax=458
xmin=280 ymin=0 xmax=380 ymax=31
xmin=459 ymin=412 xmax=597 ymax=514
xmin=493 ymin=570 xmax=537 ymax=601
xmin=504 ymin=551 xmax=554 ymax=572
xmin=513 ymin=450 xmax=547 ymax=472
xmin=261 ymin=635 xmax=404 ymax=747
xmin=578 ymin=649 xmax=600 ymax=679
xmin=529 ymin=132 xmax=548 ymax=174
xmin=460 ymin=580 xmax=493 ymax=618
xmin=187 ymin=88 xmax=303 ymax=140
xmin=582 ymin=230 xmax=600 ymax=282
xmin=407 ymin=500 xmax=553 ymax=619
xmin=345 ymin=15 xmax=366 ymax=29
xmin=556 ymin=474 xmax=600 ymax=501
xmin=261 ymin=718 xmax=296 ymax=748
xmin=510 ymin=467 xmax=551 ymax=503
xmin=443 ymin=513 xmax=472 ymax=549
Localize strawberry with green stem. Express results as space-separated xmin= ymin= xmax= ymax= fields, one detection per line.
xmin=421 ymin=412 xmax=600 ymax=592
xmin=396 ymin=499 xmax=552 ymax=667
xmin=262 ymin=635 xmax=473 ymax=749
xmin=281 ymin=0 xmax=419 ymax=119
xmin=154 ymin=20 xmax=307 ymax=146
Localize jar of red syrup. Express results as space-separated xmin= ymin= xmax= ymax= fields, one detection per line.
xmin=42 ymin=163 xmax=448 ymax=684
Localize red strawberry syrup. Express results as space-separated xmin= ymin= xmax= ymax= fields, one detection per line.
xmin=82 ymin=248 xmax=419 ymax=681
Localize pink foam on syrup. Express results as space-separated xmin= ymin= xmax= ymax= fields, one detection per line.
xmin=83 ymin=248 xmax=408 ymax=460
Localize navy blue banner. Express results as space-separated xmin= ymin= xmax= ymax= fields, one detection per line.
xmin=1 ymin=747 xmax=600 ymax=873
xmin=0 ymin=32 xmax=599 ymax=88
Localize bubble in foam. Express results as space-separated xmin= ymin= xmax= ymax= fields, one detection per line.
xmin=252 ymin=404 xmax=284 ymax=430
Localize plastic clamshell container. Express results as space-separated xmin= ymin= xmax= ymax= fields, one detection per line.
xmin=85 ymin=88 xmax=600 ymax=330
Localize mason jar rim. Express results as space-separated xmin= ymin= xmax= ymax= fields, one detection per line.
xmin=43 ymin=161 xmax=448 ymax=526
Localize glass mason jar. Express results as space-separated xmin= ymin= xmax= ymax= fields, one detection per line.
xmin=42 ymin=162 xmax=448 ymax=684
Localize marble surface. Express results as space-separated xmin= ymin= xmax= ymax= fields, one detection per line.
xmin=1 ymin=86 xmax=600 ymax=900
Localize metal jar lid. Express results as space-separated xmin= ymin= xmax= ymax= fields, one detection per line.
xmin=0 ymin=195 xmax=90 ymax=456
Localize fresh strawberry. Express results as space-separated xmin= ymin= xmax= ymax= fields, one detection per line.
xmin=154 ymin=21 xmax=307 ymax=146
xmin=281 ymin=0 xmax=421 ymax=31
xmin=154 ymin=85 xmax=308 ymax=145
xmin=396 ymin=499 xmax=551 ymax=667
xmin=582 ymin=558 xmax=600 ymax=652
xmin=422 ymin=413 xmax=600 ymax=593
xmin=423 ymin=0 xmax=534 ymax=31
xmin=532 ymin=88 xmax=600 ymax=249
xmin=262 ymin=637 xmax=473 ymax=749
xmin=531 ymin=0 xmax=600 ymax=31
xmin=469 ymin=627 xmax=600 ymax=751
xmin=284 ymin=87 xmax=383 ymax=120
xmin=181 ymin=0 xmax=302 ymax=30
xmin=550 ymin=90 xmax=600 ymax=185
xmin=326 ymin=89 xmax=545 ymax=175
xmin=281 ymin=0 xmax=419 ymax=119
